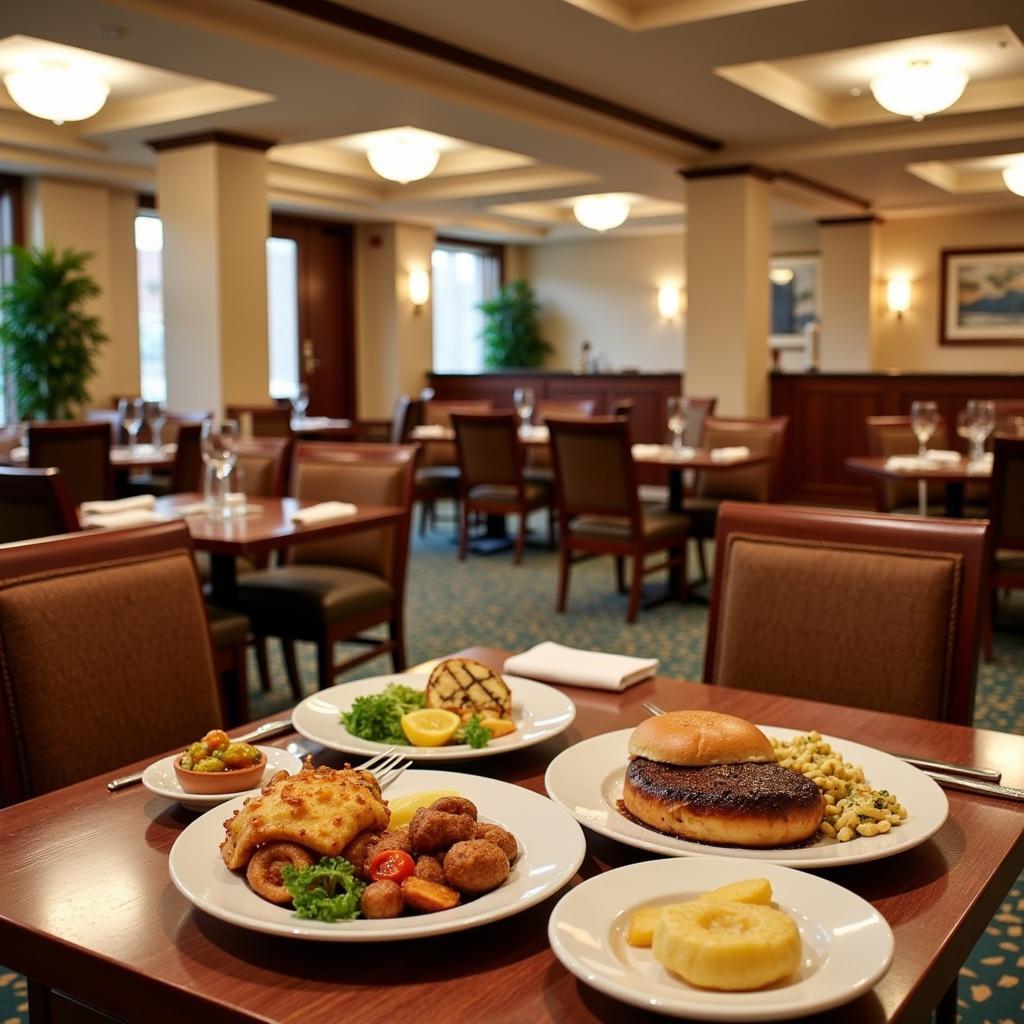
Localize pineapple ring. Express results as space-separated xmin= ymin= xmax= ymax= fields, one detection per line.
xmin=652 ymin=900 xmax=801 ymax=991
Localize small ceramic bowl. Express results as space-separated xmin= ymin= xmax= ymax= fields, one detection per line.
xmin=173 ymin=750 xmax=268 ymax=795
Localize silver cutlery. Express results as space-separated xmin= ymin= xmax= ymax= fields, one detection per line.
xmin=640 ymin=701 xmax=1002 ymax=783
xmin=106 ymin=718 xmax=295 ymax=792
xmin=924 ymin=771 xmax=1024 ymax=802
xmin=362 ymin=750 xmax=413 ymax=790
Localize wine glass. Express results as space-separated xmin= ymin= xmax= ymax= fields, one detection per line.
xmin=966 ymin=399 xmax=995 ymax=462
xmin=145 ymin=401 xmax=167 ymax=449
xmin=118 ymin=397 xmax=145 ymax=452
xmin=201 ymin=418 xmax=239 ymax=517
xmin=667 ymin=396 xmax=689 ymax=452
xmin=290 ymin=383 xmax=310 ymax=424
xmin=513 ymin=387 xmax=535 ymax=430
xmin=910 ymin=401 xmax=939 ymax=456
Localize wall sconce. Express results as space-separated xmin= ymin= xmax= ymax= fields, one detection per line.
xmin=409 ymin=268 xmax=430 ymax=314
xmin=657 ymin=284 xmax=682 ymax=320
xmin=887 ymin=276 xmax=911 ymax=318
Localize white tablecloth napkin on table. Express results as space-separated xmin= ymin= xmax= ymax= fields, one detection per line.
xmin=709 ymin=445 xmax=751 ymax=463
xmin=80 ymin=494 xmax=157 ymax=516
xmin=10 ymin=446 xmax=27 ymax=463
xmin=967 ymin=452 xmax=994 ymax=475
xmin=503 ymin=641 xmax=658 ymax=692
xmin=518 ymin=424 xmax=550 ymax=443
xmin=923 ymin=449 xmax=963 ymax=465
xmin=80 ymin=509 xmax=166 ymax=529
xmin=110 ymin=444 xmax=162 ymax=462
xmin=631 ymin=443 xmax=696 ymax=461
xmin=291 ymin=501 xmax=358 ymax=525
xmin=173 ymin=493 xmax=248 ymax=516
xmin=411 ymin=424 xmax=449 ymax=439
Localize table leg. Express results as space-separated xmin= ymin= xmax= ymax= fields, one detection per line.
xmin=667 ymin=468 xmax=687 ymax=601
xmin=945 ymin=482 xmax=966 ymax=519
xmin=918 ymin=480 xmax=927 ymax=516
xmin=208 ymin=552 xmax=239 ymax=607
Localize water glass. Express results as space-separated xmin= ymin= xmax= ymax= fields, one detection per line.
xmin=965 ymin=399 xmax=995 ymax=462
xmin=119 ymin=397 xmax=145 ymax=452
xmin=201 ymin=418 xmax=239 ymax=516
xmin=513 ymin=387 xmax=535 ymax=428
xmin=667 ymin=396 xmax=689 ymax=452
xmin=145 ymin=401 xmax=167 ymax=449
xmin=290 ymin=383 xmax=310 ymax=422
xmin=910 ymin=400 xmax=939 ymax=455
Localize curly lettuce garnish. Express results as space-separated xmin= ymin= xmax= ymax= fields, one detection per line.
xmin=281 ymin=855 xmax=366 ymax=922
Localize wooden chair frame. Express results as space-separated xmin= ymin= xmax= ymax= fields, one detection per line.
xmin=983 ymin=435 xmax=1024 ymax=662
xmin=27 ymin=421 xmax=114 ymax=504
xmin=0 ymin=466 xmax=79 ymax=540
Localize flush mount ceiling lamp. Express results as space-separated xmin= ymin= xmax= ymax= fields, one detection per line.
xmin=3 ymin=62 xmax=110 ymax=124
xmin=366 ymin=132 xmax=440 ymax=184
xmin=1003 ymin=163 xmax=1024 ymax=198
xmin=768 ymin=267 xmax=795 ymax=286
xmin=572 ymin=193 xmax=631 ymax=232
xmin=869 ymin=59 xmax=968 ymax=122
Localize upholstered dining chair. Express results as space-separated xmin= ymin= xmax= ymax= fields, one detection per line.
xmin=680 ymin=396 xmax=718 ymax=449
xmin=0 ymin=467 xmax=79 ymax=543
xmin=226 ymin=404 xmax=292 ymax=438
xmin=233 ymin=442 xmax=417 ymax=695
xmin=982 ymin=435 xmax=1024 ymax=662
xmin=28 ymin=421 xmax=113 ymax=505
xmin=525 ymin=399 xmax=597 ymax=482
xmin=452 ymin=412 xmax=553 ymax=564
xmin=548 ymin=416 xmax=689 ymax=622
xmin=705 ymin=501 xmax=988 ymax=725
xmin=0 ymin=521 xmax=224 ymax=805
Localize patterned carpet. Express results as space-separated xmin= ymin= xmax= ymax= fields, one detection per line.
xmin=3 ymin=514 xmax=1022 ymax=1022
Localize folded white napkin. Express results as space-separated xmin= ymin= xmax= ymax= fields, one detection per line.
xmin=110 ymin=445 xmax=161 ymax=462
xmin=411 ymin=424 xmax=449 ymax=439
xmin=174 ymin=493 xmax=247 ymax=516
xmin=518 ymin=425 xmax=550 ymax=442
xmin=10 ymin=446 xmax=27 ymax=463
xmin=291 ymin=501 xmax=358 ymax=524
xmin=503 ymin=641 xmax=658 ymax=692
xmin=81 ymin=509 xmax=166 ymax=529
xmin=710 ymin=445 xmax=751 ymax=463
xmin=631 ymin=443 xmax=696 ymax=461
xmin=967 ymin=452 xmax=994 ymax=475
xmin=293 ymin=416 xmax=333 ymax=430
xmin=631 ymin=443 xmax=663 ymax=459
xmin=80 ymin=495 xmax=156 ymax=516
xmin=923 ymin=449 xmax=962 ymax=465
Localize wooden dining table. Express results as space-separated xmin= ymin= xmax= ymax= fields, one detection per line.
xmin=1 ymin=646 xmax=1021 ymax=1024
xmin=845 ymin=456 xmax=990 ymax=518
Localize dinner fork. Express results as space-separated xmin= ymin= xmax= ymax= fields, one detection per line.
xmin=360 ymin=749 xmax=412 ymax=790
xmin=641 ymin=701 xmax=1002 ymax=782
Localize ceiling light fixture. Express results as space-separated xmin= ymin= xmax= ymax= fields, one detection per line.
xmin=573 ymin=194 xmax=631 ymax=232
xmin=366 ymin=133 xmax=440 ymax=184
xmin=1003 ymin=163 xmax=1024 ymax=198
xmin=869 ymin=59 xmax=968 ymax=122
xmin=3 ymin=62 xmax=110 ymax=125
xmin=769 ymin=267 xmax=795 ymax=286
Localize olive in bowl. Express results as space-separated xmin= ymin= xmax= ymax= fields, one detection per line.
xmin=173 ymin=729 xmax=267 ymax=795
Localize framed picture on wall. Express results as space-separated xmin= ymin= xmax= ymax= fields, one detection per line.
xmin=941 ymin=247 xmax=1024 ymax=345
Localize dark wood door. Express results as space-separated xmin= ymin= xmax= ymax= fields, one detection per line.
xmin=270 ymin=215 xmax=356 ymax=419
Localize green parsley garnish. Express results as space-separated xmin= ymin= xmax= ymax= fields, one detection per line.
xmin=462 ymin=714 xmax=493 ymax=749
xmin=340 ymin=683 xmax=426 ymax=745
xmin=281 ymin=856 xmax=366 ymax=922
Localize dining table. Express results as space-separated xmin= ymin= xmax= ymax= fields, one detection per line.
xmin=4 ymin=442 xmax=177 ymax=472
xmin=0 ymin=645 xmax=1021 ymax=1024
xmin=845 ymin=455 xmax=990 ymax=518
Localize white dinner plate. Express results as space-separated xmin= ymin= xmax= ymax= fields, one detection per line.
xmin=291 ymin=671 xmax=576 ymax=761
xmin=142 ymin=746 xmax=302 ymax=812
xmin=544 ymin=726 xmax=948 ymax=868
xmin=548 ymin=857 xmax=894 ymax=1021
xmin=169 ymin=768 xmax=586 ymax=941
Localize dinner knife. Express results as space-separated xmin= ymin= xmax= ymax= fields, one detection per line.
xmin=896 ymin=755 xmax=1001 ymax=783
xmin=106 ymin=719 xmax=295 ymax=792
xmin=924 ymin=770 xmax=1024 ymax=802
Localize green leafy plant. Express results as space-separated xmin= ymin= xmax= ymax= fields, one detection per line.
xmin=282 ymin=856 xmax=366 ymax=922
xmin=479 ymin=278 xmax=552 ymax=369
xmin=0 ymin=245 xmax=108 ymax=420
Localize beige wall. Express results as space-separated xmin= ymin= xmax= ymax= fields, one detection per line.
xmin=523 ymin=232 xmax=685 ymax=372
xmin=819 ymin=220 xmax=878 ymax=372
xmin=27 ymin=177 xmax=140 ymax=409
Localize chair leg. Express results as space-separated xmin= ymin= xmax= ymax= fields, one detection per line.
xmin=418 ymin=500 xmax=429 ymax=536
xmin=696 ymin=537 xmax=709 ymax=583
xmin=389 ymin=617 xmax=407 ymax=673
xmin=254 ymin=635 xmax=271 ymax=692
xmin=627 ymin=553 xmax=644 ymax=623
xmin=615 ymin=555 xmax=626 ymax=594
xmin=547 ymin=504 xmax=556 ymax=549
xmin=675 ymin=541 xmax=689 ymax=604
xmin=514 ymin=511 xmax=526 ymax=565
xmin=317 ymin=635 xmax=336 ymax=691
xmin=983 ymin=585 xmax=995 ymax=663
xmin=557 ymin=547 xmax=571 ymax=612
xmin=934 ymin=977 xmax=957 ymax=1024
xmin=232 ymin=643 xmax=250 ymax=725
xmin=458 ymin=501 xmax=469 ymax=560
xmin=282 ymin=639 xmax=303 ymax=700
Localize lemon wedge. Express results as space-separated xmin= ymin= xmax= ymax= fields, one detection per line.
xmin=401 ymin=708 xmax=461 ymax=746
xmin=387 ymin=789 xmax=460 ymax=829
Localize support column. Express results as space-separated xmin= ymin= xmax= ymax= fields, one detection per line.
xmin=818 ymin=216 xmax=881 ymax=371
xmin=683 ymin=167 xmax=771 ymax=415
xmin=153 ymin=132 xmax=272 ymax=415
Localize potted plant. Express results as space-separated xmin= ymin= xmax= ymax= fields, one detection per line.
xmin=479 ymin=279 xmax=552 ymax=369
xmin=0 ymin=245 xmax=108 ymax=420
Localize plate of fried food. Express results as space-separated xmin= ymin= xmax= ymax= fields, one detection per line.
xmin=548 ymin=857 xmax=893 ymax=1021
xmin=290 ymin=657 xmax=576 ymax=761
xmin=544 ymin=710 xmax=948 ymax=868
xmin=169 ymin=760 xmax=587 ymax=940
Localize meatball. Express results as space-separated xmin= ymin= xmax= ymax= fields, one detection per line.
xmin=414 ymin=854 xmax=446 ymax=885
xmin=408 ymin=807 xmax=476 ymax=854
xmin=341 ymin=831 xmax=380 ymax=880
xmin=246 ymin=842 xmax=315 ymax=904
xmin=443 ymin=840 xmax=510 ymax=895
xmin=362 ymin=828 xmax=412 ymax=873
xmin=361 ymin=880 xmax=404 ymax=919
xmin=430 ymin=796 xmax=478 ymax=821
xmin=473 ymin=823 xmax=519 ymax=863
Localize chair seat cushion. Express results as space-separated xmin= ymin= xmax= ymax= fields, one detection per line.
xmin=468 ymin=483 xmax=549 ymax=506
xmin=523 ymin=466 xmax=554 ymax=484
xmin=681 ymin=495 xmax=721 ymax=538
xmin=414 ymin=465 xmax=460 ymax=497
xmin=235 ymin=565 xmax=394 ymax=624
xmin=571 ymin=505 xmax=689 ymax=543
xmin=207 ymin=605 xmax=251 ymax=648
xmin=996 ymin=548 xmax=1024 ymax=574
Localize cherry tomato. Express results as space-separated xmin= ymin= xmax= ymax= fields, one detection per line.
xmin=202 ymin=729 xmax=230 ymax=753
xmin=369 ymin=849 xmax=415 ymax=883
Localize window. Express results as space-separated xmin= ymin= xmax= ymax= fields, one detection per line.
xmin=135 ymin=213 xmax=166 ymax=402
xmin=431 ymin=241 xmax=502 ymax=372
xmin=769 ymin=255 xmax=819 ymax=345
xmin=266 ymin=236 xmax=300 ymax=399
xmin=0 ymin=175 xmax=23 ymax=423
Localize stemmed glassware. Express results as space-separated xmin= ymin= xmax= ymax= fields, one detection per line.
xmin=667 ymin=396 xmax=689 ymax=453
xmin=145 ymin=401 xmax=167 ymax=449
xmin=119 ymin=397 xmax=145 ymax=453
xmin=962 ymin=399 xmax=996 ymax=463
xmin=910 ymin=400 xmax=939 ymax=456
xmin=290 ymin=383 xmax=310 ymax=424
xmin=513 ymin=387 xmax=535 ymax=430
xmin=201 ymin=418 xmax=239 ymax=518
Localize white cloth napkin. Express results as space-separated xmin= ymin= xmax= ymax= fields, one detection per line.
xmin=174 ymin=493 xmax=248 ymax=516
xmin=710 ymin=445 xmax=751 ymax=463
xmin=80 ymin=495 xmax=156 ymax=516
xmin=503 ymin=641 xmax=658 ymax=692
xmin=411 ymin=424 xmax=449 ymax=439
xmin=923 ymin=449 xmax=962 ymax=465
xmin=518 ymin=424 xmax=550 ymax=442
xmin=291 ymin=501 xmax=358 ymax=524
xmin=110 ymin=445 xmax=162 ymax=462
xmin=631 ymin=443 xmax=696 ymax=461
xmin=10 ymin=446 xmax=27 ymax=463
xmin=967 ymin=452 xmax=994 ymax=475
xmin=81 ymin=509 xmax=166 ymax=529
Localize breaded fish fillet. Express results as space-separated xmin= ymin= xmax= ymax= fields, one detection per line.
xmin=220 ymin=761 xmax=390 ymax=870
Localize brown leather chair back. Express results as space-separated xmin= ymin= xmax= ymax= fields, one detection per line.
xmin=171 ymin=423 xmax=204 ymax=493
xmin=989 ymin=436 xmax=1024 ymax=552
xmin=288 ymin=443 xmax=416 ymax=585
xmin=0 ymin=467 xmax=79 ymax=543
xmin=161 ymin=410 xmax=209 ymax=446
xmin=87 ymin=408 xmax=124 ymax=445
xmin=696 ymin=416 xmax=787 ymax=503
xmin=535 ymin=399 xmax=596 ymax=421
xmin=682 ymin=396 xmax=718 ymax=448
xmin=705 ymin=502 xmax=987 ymax=725
xmin=421 ymin=400 xmax=491 ymax=466
xmin=452 ymin=413 xmax=522 ymax=492
xmin=28 ymin=421 xmax=113 ymax=505
xmin=548 ymin=416 xmax=641 ymax=529
xmin=0 ymin=521 xmax=223 ymax=804
xmin=390 ymin=394 xmax=419 ymax=444
xmin=866 ymin=415 xmax=950 ymax=510
xmin=992 ymin=400 xmax=1024 ymax=437
xmin=236 ymin=437 xmax=291 ymax=498
xmin=227 ymin=405 xmax=292 ymax=438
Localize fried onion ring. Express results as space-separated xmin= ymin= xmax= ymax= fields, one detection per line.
xmin=246 ymin=841 xmax=315 ymax=904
